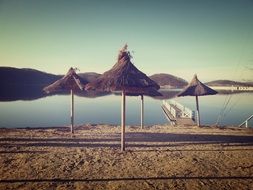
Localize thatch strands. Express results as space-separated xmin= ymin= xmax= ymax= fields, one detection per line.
xmin=177 ymin=74 xmax=217 ymax=97
xmin=43 ymin=67 xmax=87 ymax=93
xmin=43 ymin=67 xmax=87 ymax=134
xmin=86 ymin=44 xmax=161 ymax=151
xmin=177 ymin=74 xmax=218 ymax=126
xmin=85 ymin=44 xmax=160 ymax=92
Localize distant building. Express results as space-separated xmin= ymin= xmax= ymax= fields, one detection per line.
xmin=210 ymin=85 xmax=253 ymax=91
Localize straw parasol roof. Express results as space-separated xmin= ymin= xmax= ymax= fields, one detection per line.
xmin=85 ymin=44 xmax=160 ymax=93
xmin=177 ymin=74 xmax=217 ymax=126
xmin=43 ymin=67 xmax=87 ymax=93
xmin=177 ymin=74 xmax=217 ymax=97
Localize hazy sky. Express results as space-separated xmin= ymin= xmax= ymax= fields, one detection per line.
xmin=0 ymin=0 xmax=253 ymax=82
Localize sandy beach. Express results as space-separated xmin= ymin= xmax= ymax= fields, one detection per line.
xmin=0 ymin=124 xmax=253 ymax=190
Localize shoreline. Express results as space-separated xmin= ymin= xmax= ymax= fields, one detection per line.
xmin=0 ymin=123 xmax=251 ymax=129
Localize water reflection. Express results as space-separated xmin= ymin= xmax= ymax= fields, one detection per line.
xmin=1 ymin=85 xmax=249 ymax=102
xmin=0 ymin=85 xmax=46 ymax=101
xmin=0 ymin=89 xmax=252 ymax=128
xmin=0 ymin=95 xmax=166 ymax=128
xmin=0 ymin=86 xmax=111 ymax=102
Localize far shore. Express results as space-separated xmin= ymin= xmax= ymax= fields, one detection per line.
xmin=209 ymin=86 xmax=253 ymax=91
xmin=160 ymin=86 xmax=253 ymax=92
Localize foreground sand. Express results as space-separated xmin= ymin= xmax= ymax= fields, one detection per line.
xmin=0 ymin=124 xmax=253 ymax=190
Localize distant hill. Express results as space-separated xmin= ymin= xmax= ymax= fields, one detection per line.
xmin=78 ymin=72 xmax=101 ymax=82
xmin=0 ymin=67 xmax=101 ymax=86
xmin=1 ymin=67 xmax=251 ymax=101
xmin=0 ymin=67 xmax=60 ymax=86
xmin=149 ymin=73 xmax=188 ymax=88
xmin=205 ymin=80 xmax=253 ymax=87
xmin=0 ymin=67 xmax=101 ymax=101
xmin=0 ymin=67 xmax=61 ymax=101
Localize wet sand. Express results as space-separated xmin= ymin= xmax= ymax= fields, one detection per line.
xmin=0 ymin=124 xmax=253 ymax=190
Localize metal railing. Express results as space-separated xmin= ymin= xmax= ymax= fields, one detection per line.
xmin=239 ymin=114 xmax=253 ymax=128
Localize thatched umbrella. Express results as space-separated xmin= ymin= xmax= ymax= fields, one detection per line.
xmin=86 ymin=44 xmax=160 ymax=151
xmin=43 ymin=67 xmax=88 ymax=133
xmin=177 ymin=74 xmax=218 ymax=126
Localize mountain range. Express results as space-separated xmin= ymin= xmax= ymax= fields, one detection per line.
xmin=0 ymin=67 xmax=189 ymax=88
xmin=0 ymin=67 xmax=252 ymax=101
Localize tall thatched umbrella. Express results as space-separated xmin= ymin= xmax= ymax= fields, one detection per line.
xmin=86 ymin=44 xmax=160 ymax=151
xmin=177 ymin=74 xmax=218 ymax=126
xmin=43 ymin=67 xmax=87 ymax=133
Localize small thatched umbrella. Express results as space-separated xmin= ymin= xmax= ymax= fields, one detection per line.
xmin=43 ymin=67 xmax=88 ymax=133
xmin=86 ymin=44 xmax=160 ymax=151
xmin=177 ymin=74 xmax=218 ymax=126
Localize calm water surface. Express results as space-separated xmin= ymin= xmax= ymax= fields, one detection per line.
xmin=0 ymin=93 xmax=252 ymax=128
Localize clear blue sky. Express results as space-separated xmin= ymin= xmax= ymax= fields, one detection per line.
xmin=0 ymin=0 xmax=253 ymax=82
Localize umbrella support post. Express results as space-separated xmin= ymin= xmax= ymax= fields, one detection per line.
xmin=121 ymin=90 xmax=126 ymax=151
xmin=196 ymin=96 xmax=200 ymax=127
xmin=141 ymin=95 xmax=144 ymax=129
xmin=71 ymin=89 xmax=74 ymax=134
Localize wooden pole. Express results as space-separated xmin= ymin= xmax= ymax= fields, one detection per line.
xmin=121 ymin=90 xmax=126 ymax=151
xmin=70 ymin=89 xmax=74 ymax=134
xmin=141 ymin=95 xmax=144 ymax=129
xmin=196 ymin=96 xmax=200 ymax=127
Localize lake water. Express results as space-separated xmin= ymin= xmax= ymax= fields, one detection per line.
xmin=0 ymin=92 xmax=252 ymax=128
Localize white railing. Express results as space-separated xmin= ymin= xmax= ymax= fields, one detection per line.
xmin=239 ymin=114 xmax=253 ymax=128
xmin=162 ymin=100 xmax=195 ymax=119
xmin=163 ymin=100 xmax=177 ymax=118
xmin=168 ymin=100 xmax=195 ymax=119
